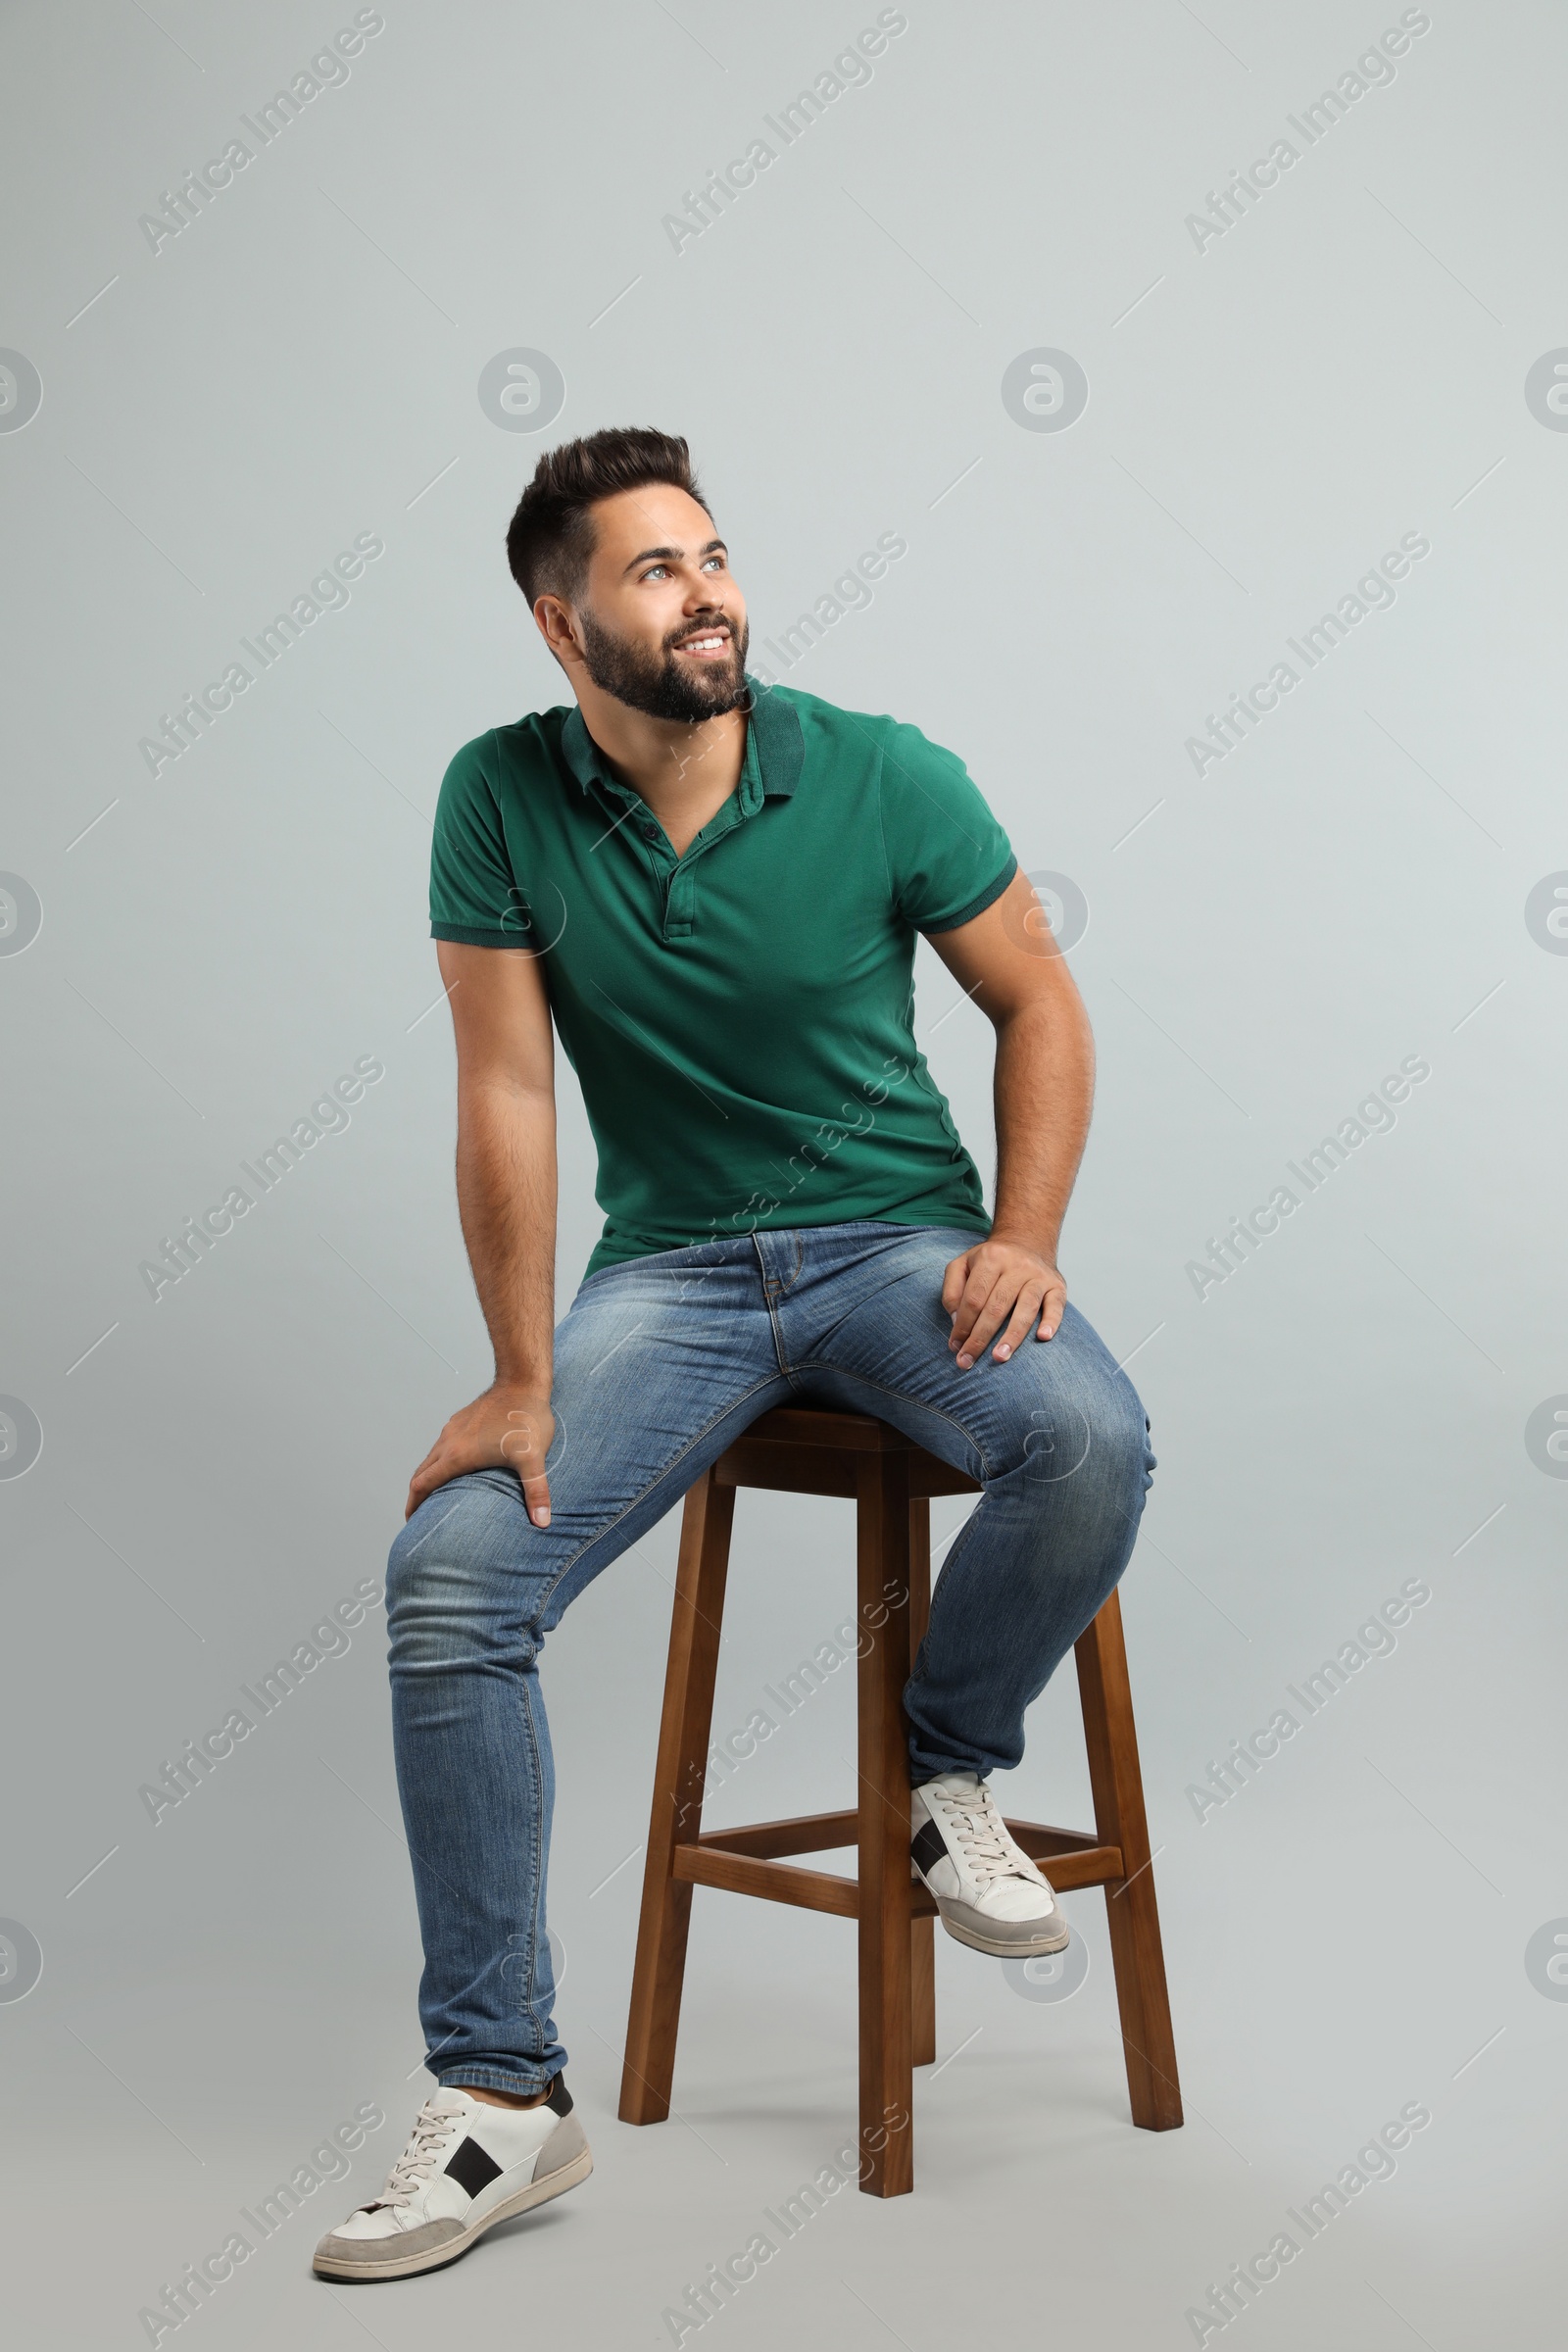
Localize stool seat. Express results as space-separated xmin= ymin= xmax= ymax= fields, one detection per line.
xmin=618 ymin=1405 xmax=1180 ymax=2194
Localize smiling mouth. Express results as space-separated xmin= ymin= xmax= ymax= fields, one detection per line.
xmin=672 ymin=627 xmax=732 ymax=660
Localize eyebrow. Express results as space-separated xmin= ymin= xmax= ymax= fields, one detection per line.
xmin=622 ymin=537 xmax=727 ymax=575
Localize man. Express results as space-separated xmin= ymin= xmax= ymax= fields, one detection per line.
xmin=314 ymin=427 xmax=1153 ymax=2280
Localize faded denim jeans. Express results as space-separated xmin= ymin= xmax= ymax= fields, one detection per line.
xmin=385 ymin=1222 xmax=1153 ymax=2092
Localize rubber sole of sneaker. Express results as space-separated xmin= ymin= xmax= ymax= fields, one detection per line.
xmin=936 ymin=1906 xmax=1071 ymax=1960
xmin=312 ymin=2145 xmax=593 ymax=2280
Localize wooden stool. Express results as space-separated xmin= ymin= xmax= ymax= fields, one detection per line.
xmin=618 ymin=1406 xmax=1181 ymax=2194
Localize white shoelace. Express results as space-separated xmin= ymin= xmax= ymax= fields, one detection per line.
xmin=934 ymin=1780 xmax=1036 ymax=1891
xmin=369 ymin=2099 xmax=463 ymax=2211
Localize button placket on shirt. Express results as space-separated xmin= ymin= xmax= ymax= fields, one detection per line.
xmin=591 ymin=741 xmax=765 ymax=946
xmin=663 ymin=862 xmax=696 ymax=940
xmin=658 ymin=787 xmax=757 ymax=943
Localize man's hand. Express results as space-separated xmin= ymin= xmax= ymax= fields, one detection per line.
xmin=942 ymin=1237 xmax=1066 ymax=1369
xmin=406 ymin=1382 xmax=557 ymax=1523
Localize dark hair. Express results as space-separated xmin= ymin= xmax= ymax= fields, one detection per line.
xmin=505 ymin=426 xmax=709 ymax=608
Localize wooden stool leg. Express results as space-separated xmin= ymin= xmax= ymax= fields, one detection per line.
xmin=619 ymin=1470 xmax=735 ymax=2125
xmin=856 ymin=1452 xmax=914 ymax=2195
xmin=1075 ymin=1588 xmax=1183 ymax=2131
xmin=907 ymin=1497 xmax=936 ymax=2070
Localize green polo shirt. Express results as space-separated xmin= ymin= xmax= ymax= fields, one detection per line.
xmin=429 ymin=679 xmax=1016 ymax=1276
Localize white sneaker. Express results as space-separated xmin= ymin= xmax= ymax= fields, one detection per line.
xmin=313 ymin=2078 xmax=591 ymax=2279
xmin=910 ymin=1771 xmax=1071 ymax=1957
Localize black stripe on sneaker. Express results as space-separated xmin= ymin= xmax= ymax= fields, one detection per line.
xmin=910 ymin=1819 xmax=947 ymax=1879
xmin=444 ymin=2135 xmax=504 ymax=2198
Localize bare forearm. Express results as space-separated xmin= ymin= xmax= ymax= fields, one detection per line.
xmin=454 ymin=1080 xmax=558 ymax=1387
xmin=990 ymin=999 xmax=1095 ymax=1260
xmin=926 ymin=870 xmax=1094 ymax=1363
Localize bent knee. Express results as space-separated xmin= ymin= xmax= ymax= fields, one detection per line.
xmin=999 ymin=1369 xmax=1151 ymax=1495
xmin=385 ymin=1471 xmax=536 ymax=1640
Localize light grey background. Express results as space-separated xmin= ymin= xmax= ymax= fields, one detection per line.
xmin=2 ymin=1 xmax=1563 ymax=2344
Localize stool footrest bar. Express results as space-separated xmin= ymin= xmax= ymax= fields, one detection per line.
xmin=673 ymin=1823 xmax=1127 ymax=1914
xmin=692 ymin=1811 xmax=1110 ymax=1863
xmin=672 ymin=1843 xmax=860 ymax=1918
xmin=695 ymin=1808 xmax=858 ymax=1859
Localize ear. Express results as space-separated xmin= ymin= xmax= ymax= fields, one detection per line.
xmin=533 ymin=593 xmax=579 ymax=668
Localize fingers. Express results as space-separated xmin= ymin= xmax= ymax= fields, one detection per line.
xmin=947 ymin=1254 xmax=990 ymax=1362
xmin=949 ymin=1250 xmax=1017 ymax=1365
xmin=405 ymin=1442 xmax=447 ymax=1520
xmin=958 ymin=1273 xmax=1046 ymax=1367
xmin=949 ymin=1263 xmax=1002 ymax=1366
xmin=403 ymin=1396 xmax=556 ymax=1525
xmin=1035 ymin=1274 xmax=1068 ymax=1343
xmin=940 ymin=1251 xmax=972 ymax=1317
xmin=500 ymin=1408 xmax=553 ymax=1527
xmin=405 ymin=1464 xmax=446 ymax=1518
xmin=992 ymin=1279 xmax=1049 ymax=1362
xmin=405 ymin=1442 xmax=550 ymax=1527
xmin=947 ymin=1249 xmax=1066 ymax=1367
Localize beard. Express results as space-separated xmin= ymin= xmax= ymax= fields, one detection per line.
xmin=576 ymin=605 xmax=752 ymax=723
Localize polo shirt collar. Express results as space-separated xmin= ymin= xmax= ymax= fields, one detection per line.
xmin=743 ymin=680 xmax=804 ymax=797
xmin=560 ymin=676 xmax=803 ymax=802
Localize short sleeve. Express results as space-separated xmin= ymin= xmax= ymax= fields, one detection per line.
xmin=429 ymin=733 xmax=525 ymax=947
xmin=877 ymin=719 xmax=1017 ymax=934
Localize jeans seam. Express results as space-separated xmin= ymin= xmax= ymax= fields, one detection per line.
xmin=770 ymin=1300 xmax=795 ymax=1376
xmin=532 ymin=1371 xmax=788 ymax=1619
xmin=520 ymin=1669 xmax=548 ymax=2053
xmin=750 ymin=1231 xmax=798 ymax=1376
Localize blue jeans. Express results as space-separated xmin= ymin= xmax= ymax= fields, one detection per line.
xmin=386 ymin=1222 xmax=1153 ymax=2093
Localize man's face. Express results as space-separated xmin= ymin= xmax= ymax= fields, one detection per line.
xmin=565 ymin=483 xmax=750 ymax=722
